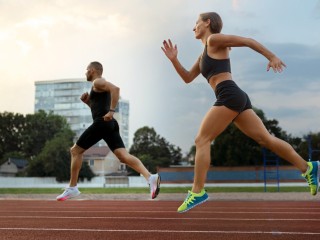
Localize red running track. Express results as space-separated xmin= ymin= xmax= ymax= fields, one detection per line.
xmin=0 ymin=200 xmax=319 ymax=240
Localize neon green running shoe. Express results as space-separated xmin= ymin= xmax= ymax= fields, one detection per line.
xmin=302 ymin=161 xmax=319 ymax=196
xmin=177 ymin=189 xmax=209 ymax=213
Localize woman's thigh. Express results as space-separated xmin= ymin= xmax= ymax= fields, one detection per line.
xmin=196 ymin=106 xmax=238 ymax=143
xmin=233 ymin=109 xmax=271 ymax=144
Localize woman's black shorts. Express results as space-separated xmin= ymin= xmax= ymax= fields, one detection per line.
xmin=214 ymin=80 xmax=252 ymax=113
xmin=76 ymin=119 xmax=125 ymax=152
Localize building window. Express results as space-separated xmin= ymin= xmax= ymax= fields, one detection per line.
xmin=119 ymin=164 xmax=126 ymax=171
xmin=89 ymin=159 xmax=94 ymax=166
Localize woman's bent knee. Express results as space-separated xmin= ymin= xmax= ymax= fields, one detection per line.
xmin=195 ymin=135 xmax=211 ymax=148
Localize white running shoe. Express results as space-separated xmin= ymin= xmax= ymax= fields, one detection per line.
xmin=149 ymin=174 xmax=161 ymax=199
xmin=56 ymin=186 xmax=81 ymax=201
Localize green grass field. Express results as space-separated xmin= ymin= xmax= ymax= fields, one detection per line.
xmin=0 ymin=186 xmax=309 ymax=194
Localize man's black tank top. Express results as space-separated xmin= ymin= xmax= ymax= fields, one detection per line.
xmin=199 ymin=44 xmax=231 ymax=82
xmin=89 ymin=88 xmax=111 ymax=121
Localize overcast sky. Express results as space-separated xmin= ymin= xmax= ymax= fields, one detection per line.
xmin=0 ymin=0 xmax=319 ymax=153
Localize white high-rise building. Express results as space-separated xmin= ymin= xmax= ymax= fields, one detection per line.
xmin=34 ymin=78 xmax=130 ymax=148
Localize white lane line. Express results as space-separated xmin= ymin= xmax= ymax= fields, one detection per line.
xmin=0 ymin=210 xmax=319 ymax=214
xmin=1 ymin=216 xmax=319 ymax=221
xmin=0 ymin=228 xmax=319 ymax=235
xmin=1 ymin=206 xmax=319 ymax=210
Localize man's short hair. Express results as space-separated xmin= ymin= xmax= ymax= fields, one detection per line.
xmin=89 ymin=61 xmax=103 ymax=74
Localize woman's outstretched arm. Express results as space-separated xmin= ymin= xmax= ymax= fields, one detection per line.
xmin=161 ymin=39 xmax=201 ymax=83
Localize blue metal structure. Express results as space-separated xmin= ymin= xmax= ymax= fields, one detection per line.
xmin=263 ymin=148 xmax=280 ymax=192
xmin=307 ymin=135 xmax=320 ymax=161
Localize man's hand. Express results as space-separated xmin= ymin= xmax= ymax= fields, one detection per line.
xmin=80 ymin=92 xmax=90 ymax=105
xmin=103 ymin=111 xmax=114 ymax=121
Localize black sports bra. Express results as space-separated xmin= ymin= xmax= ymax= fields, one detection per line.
xmin=199 ymin=44 xmax=231 ymax=81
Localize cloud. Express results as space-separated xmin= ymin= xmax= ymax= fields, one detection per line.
xmin=0 ymin=0 xmax=319 ymax=153
xmin=314 ymin=0 xmax=320 ymax=18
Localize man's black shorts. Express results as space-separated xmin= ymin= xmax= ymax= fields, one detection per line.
xmin=76 ymin=119 xmax=125 ymax=152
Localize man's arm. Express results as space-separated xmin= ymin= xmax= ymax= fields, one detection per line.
xmin=93 ymin=78 xmax=120 ymax=121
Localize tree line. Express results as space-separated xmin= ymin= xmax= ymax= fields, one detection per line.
xmin=0 ymin=111 xmax=94 ymax=181
xmin=1 ymin=108 xmax=320 ymax=179
xmin=128 ymin=107 xmax=320 ymax=171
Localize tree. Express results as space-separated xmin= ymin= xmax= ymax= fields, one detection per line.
xmin=78 ymin=161 xmax=95 ymax=182
xmin=0 ymin=110 xmax=71 ymax=162
xmin=212 ymin=123 xmax=260 ymax=166
xmin=186 ymin=145 xmax=196 ymax=165
xmin=129 ymin=126 xmax=182 ymax=174
xmin=21 ymin=110 xmax=70 ymax=159
xmin=0 ymin=110 xmax=94 ymax=181
xmin=27 ymin=128 xmax=95 ymax=182
xmin=168 ymin=144 xmax=183 ymax=165
xmin=298 ymin=132 xmax=320 ymax=161
xmin=0 ymin=112 xmax=25 ymax=161
xmin=27 ymin=128 xmax=73 ymax=180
